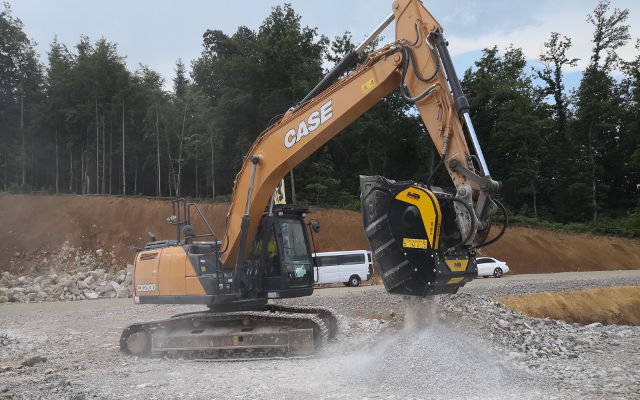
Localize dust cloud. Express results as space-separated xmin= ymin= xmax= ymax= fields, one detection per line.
xmin=273 ymin=297 xmax=556 ymax=399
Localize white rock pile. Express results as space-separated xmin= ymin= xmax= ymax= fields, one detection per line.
xmin=0 ymin=266 xmax=133 ymax=303
xmin=0 ymin=241 xmax=133 ymax=303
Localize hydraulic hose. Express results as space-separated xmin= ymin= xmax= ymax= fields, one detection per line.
xmin=475 ymin=198 xmax=508 ymax=249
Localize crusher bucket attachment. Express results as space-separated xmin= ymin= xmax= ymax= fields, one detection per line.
xmin=360 ymin=175 xmax=478 ymax=296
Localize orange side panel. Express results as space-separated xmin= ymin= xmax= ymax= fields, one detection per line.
xmin=133 ymin=251 xmax=160 ymax=297
xmin=185 ymin=277 xmax=207 ymax=295
xmin=157 ymin=246 xmax=186 ymax=296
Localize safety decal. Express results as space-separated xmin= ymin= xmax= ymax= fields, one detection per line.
xmin=402 ymin=238 xmax=429 ymax=249
xmin=362 ymin=78 xmax=375 ymax=93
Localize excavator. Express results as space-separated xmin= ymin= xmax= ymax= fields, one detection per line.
xmin=120 ymin=0 xmax=506 ymax=359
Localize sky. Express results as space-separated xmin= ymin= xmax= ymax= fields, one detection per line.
xmin=7 ymin=0 xmax=640 ymax=91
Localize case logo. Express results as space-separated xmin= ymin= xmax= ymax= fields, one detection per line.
xmin=284 ymin=99 xmax=333 ymax=148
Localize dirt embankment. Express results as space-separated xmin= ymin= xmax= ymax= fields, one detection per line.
xmin=496 ymin=286 xmax=640 ymax=326
xmin=1 ymin=193 xmax=639 ymax=276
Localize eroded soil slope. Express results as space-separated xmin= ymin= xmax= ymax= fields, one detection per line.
xmin=1 ymin=193 xmax=639 ymax=275
xmin=496 ymin=285 xmax=640 ymax=326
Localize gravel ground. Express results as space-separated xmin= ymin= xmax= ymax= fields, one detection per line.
xmin=0 ymin=271 xmax=639 ymax=399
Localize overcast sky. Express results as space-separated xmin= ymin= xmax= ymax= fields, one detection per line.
xmin=8 ymin=0 xmax=640 ymax=90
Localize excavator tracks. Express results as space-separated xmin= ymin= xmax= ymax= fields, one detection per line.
xmin=120 ymin=305 xmax=337 ymax=360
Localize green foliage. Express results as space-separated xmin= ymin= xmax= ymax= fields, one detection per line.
xmin=0 ymin=0 xmax=638 ymax=238
xmin=506 ymin=210 xmax=640 ymax=237
xmin=191 ymin=4 xmax=328 ymax=196
xmin=567 ymin=0 xmax=632 ymax=223
xmin=7 ymin=183 xmax=31 ymax=193
xmin=0 ymin=2 xmax=43 ymax=188
xmin=463 ymin=46 xmax=548 ymax=216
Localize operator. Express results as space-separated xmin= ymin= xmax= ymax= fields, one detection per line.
xmin=264 ymin=232 xmax=280 ymax=276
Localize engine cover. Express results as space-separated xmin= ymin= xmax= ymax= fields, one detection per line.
xmin=360 ymin=175 xmax=477 ymax=296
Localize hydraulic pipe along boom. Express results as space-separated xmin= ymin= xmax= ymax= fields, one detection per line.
xmin=432 ymin=30 xmax=490 ymax=176
xmin=299 ymin=13 xmax=395 ymax=106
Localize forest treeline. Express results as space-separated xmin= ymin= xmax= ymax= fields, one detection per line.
xmin=0 ymin=1 xmax=639 ymax=236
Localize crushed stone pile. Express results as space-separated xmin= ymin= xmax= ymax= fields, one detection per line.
xmin=0 ymin=241 xmax=132 ymax=303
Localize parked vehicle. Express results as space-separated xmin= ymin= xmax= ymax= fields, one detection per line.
xmin=313 ymin=250 xmax=374 ymax=287
xmin=476 ymin=257 xmax=510 ymax=278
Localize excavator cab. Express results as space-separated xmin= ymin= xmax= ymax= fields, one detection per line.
xmin=246 ymin=204 xmax=315 ymax=300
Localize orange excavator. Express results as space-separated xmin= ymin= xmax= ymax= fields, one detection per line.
xmin=120 ymin=0 xmax=506 ymax=359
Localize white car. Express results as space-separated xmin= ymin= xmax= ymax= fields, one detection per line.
xmin=476 ymin=257 xmax=510 ymax=278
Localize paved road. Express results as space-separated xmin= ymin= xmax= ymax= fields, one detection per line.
xmin=311 ymin=269 xmax=640 ymax=296
xmin=467 ymin=269 xmax=640 ymax=284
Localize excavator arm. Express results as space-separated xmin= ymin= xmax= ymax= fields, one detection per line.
xmin=220 ymin=0 xmax=504 ymax=295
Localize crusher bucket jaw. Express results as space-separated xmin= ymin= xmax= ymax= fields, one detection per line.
xmin=360 ymin=175 xmax=479 ymax=296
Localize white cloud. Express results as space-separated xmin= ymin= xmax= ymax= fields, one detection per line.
xmin=445 ymin=0 xmax=640 ymax=72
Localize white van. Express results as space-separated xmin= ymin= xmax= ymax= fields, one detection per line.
xmin=312 ymin=250 xmax=374 ymax=287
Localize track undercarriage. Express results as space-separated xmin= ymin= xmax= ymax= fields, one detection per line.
xmin=120 ymin=305 xmax=338 ymax=360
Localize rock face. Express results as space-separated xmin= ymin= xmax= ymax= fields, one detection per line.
xmin=0 ymin=242 xmax=133 ymax=303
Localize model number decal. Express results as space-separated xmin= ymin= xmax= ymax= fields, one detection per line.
xmin=284 ymin=99 xmax=333 ymax=149
xmin=136 ymin=283 xmax=156 ymax=292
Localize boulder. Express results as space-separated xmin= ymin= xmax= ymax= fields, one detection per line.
xmin=83 ymin=291 xmax=99 ymax=300
xmin=97 ymin=283 xmax=114 ymax=296
xmin=100 ymin=290 xmax=115 ymax=298
xmin=83 ymin=275 xmax=96 ymax=287
xmin=0 ymin=296 xmax=7 ymax=303
xmin=0 ymin=287 xmax=7 ymax=297
xmin=8 ymin=288 xmax=24 ymax=302
xmin=1 ymin=271 xmax=15 ymax=281
xmin=89 ymin=269 xmax=104 ymax=281
xmin=39 ymin=278 xmax=53 ymax=289
xmin=24 ymin=285 xmax=39 ymax=294
xmin=59 ymin=278 xmax=73 ymax=288
xmin=48 ymin=284 xmax=62 ymax=295
xmin=12 ymin=277 xmax=26 ymax=287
